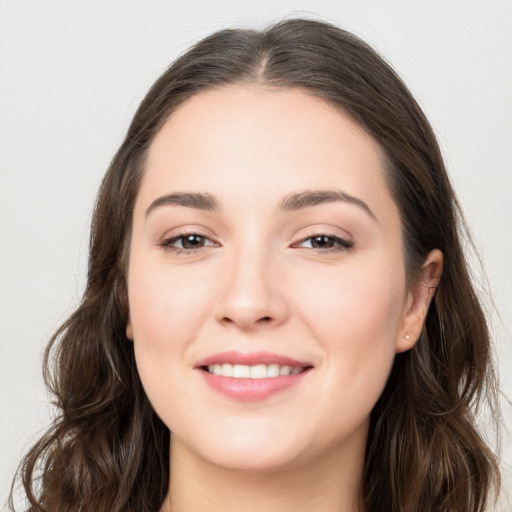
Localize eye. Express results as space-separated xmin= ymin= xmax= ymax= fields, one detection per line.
xmin=160 ymin=233 xmax=219 ymax=253
xmin=293 ymin=234 xmax=353 ymax=252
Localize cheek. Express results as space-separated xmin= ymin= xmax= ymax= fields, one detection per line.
xmin=298 ymin=262 xmax=405 ymax=344
xmin=127 ymin=262 xmax=217 ymax=415
xmin=128 ymin=261 xmax=215 ymax=350
xmin=296 ymin=262 xmax=405 ymax=414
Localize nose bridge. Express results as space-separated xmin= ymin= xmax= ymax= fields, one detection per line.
xmin=215 ymin=237 xmax=287 ymax=329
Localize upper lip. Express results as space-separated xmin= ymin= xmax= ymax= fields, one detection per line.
xmin=195 ymin=351 xmax=312 ymax=368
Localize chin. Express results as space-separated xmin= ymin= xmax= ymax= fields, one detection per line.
xmin=191 ymin=444 xmax=307 ymax=474
xmin=172 ymin=419 xmax=313 ymax=473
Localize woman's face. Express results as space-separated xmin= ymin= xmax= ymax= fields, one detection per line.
xmin=126 ymin=85 xmax=429 ymax=472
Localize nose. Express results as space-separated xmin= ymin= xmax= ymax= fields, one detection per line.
xmin=214 ymin=247 xmax=289 ymax=331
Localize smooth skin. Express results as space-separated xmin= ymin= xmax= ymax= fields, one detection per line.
xmin=126 ymin=85 xmax=443 ymax=512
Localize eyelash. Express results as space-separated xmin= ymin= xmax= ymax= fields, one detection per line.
xmin=292 ymin=234 xmax=354 ymax=252
xmin=159 ymin=232 xmax=219 ymax=254
xmin=159 ymin=232 xmax=354 ymax=255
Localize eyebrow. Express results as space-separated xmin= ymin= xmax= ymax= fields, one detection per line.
xmin=145 ymin=192 xmax=220 ymax=216
xmin=145 ymin=189 xmax=376 ymax=221
xmin=279 ymin=189 xmax=376 ymax=220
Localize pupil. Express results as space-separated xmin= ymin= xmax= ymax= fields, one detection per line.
xmin=312 ymin=235 xmax=333 ymax=248
xmin=183 ymin=235 xmax=203 ymax=248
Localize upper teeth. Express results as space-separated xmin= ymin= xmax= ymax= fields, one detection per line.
xmin=207 ymin=364 xmax=303 ymax=378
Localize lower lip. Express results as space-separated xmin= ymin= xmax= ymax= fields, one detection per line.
xmin=199 ymin=369 xmax=311 ymax=401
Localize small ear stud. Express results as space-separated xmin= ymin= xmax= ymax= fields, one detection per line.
xmin=404 ymin=333 xmax=411 ymax=340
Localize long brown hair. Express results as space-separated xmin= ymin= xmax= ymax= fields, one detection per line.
xmin=11 ymin=18 xmax=500 ymax=512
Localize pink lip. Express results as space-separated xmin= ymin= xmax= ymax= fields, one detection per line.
xmin=195 ymin=351 xmax=313 ymax=402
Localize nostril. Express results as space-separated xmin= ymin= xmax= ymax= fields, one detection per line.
xmin=218 ymin=312 xmax=279 ymax=328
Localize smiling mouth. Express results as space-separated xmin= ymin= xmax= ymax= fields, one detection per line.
xmin=196 ymin=352 xmax=313 ymax=400
xmin=202 ymin=363 xmax=310 ymax=379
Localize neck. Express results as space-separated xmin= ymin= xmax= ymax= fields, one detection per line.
xmin=161 ymin=434 xmax=366 ymax=512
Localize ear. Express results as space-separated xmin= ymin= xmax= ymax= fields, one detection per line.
xmin=396 ymin=249 xmax=443 ymax=353
xmin=126 ymin=315 xmax=134 ymax=341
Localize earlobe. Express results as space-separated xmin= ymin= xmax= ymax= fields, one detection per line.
xmin=126 ymin=316 xmax=134 ymax=341
xmin=396 ymin=249 xmax=443 ymax=353
xmin=397 ymin=331 xmax=415 ymax=353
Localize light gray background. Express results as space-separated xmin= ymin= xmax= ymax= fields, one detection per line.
xmin=1 ymin=0 xmax=511 ymax=509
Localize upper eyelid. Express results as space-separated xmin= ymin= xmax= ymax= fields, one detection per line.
xmin=292 ymin=226 xmax=353 ymax=243
xmin=159 ymin=226 xmax=219 ymax=242
xmin=295 ymin=229 xmax=350 ymax=239
xmin=292 ymin=233 xmax=354 ymax=249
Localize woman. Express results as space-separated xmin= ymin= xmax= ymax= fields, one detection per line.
xmin=11 ymin=18 xmax=501 ymax=512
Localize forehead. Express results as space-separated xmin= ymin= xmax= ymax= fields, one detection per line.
xmin=138 ymin=85 xmax=398 ymax=226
